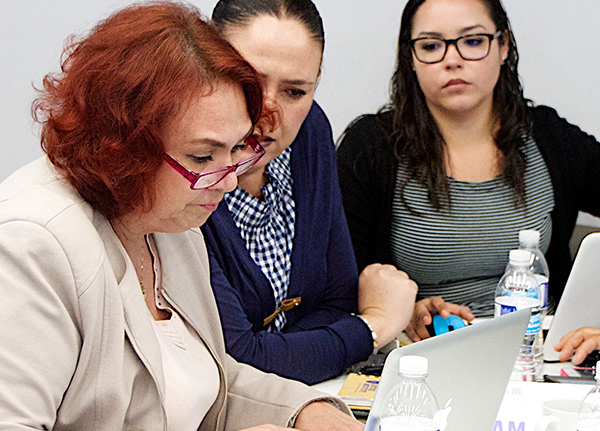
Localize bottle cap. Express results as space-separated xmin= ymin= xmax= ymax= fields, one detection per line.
xmin=519 ymin=230 xmax=540 ymax=247
xmin=399 ymin=355 xmax=428 ymax=375
xmin=509 ymin=249 xmax=532 ymax=266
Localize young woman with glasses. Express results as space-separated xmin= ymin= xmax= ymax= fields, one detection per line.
xmin=202 ymin=0 xmax=418 ymax=385
xmin=338 ymin=0 xmax=600 ymax=342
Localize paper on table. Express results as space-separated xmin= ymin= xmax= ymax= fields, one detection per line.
xmin=337 ymin=373 xmax=380 ymax=407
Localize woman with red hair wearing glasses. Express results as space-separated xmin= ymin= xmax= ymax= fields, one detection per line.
xmin=0 ymin=3 xmax=361 ymax=430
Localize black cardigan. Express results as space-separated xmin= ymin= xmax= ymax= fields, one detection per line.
xmin=337 ymin=105 xmax=600 ymax=304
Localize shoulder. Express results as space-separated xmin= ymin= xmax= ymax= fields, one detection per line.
xmin=291 ymin=101 xmax=336 ymax=172
xmin=294 ymin=101 xmax=334 ymax=153
xmin=337 ymin=111 xmax=395 ymax=171
xmin=529 ymin=105 xmax=599 ymax=154
xmin=0 ymin=158 xmax=106 ymax=288
xmin=303 ymin=101 xmax=332 ymax=131
xmin=338 ymin=111 xmax=393 ymax=155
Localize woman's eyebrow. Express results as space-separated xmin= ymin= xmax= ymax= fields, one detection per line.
xmin=415 ymin=24 xmax=487 ymax=38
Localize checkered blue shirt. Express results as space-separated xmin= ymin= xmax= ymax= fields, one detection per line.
xmin=224 ymin=146 xmax=295 ymax=331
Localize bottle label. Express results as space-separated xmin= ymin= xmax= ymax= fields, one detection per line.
xmin=525 ymin=312 xmax=541 ymax=335
xmin=497 ymin=304 xmax=516 ymax=316
xmin=494 ymin=297 xmax=540 ymax=335
xmin=533 ymin=274 xmax=549 ymax=309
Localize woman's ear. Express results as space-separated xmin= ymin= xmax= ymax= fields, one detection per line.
xmin=500 ymin=30 xmax=510 ymax=62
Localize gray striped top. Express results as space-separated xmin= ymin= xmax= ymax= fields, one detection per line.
xmin=390 ymin=137 xmax=555 ymax=317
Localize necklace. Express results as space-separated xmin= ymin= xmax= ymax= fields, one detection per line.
xmin=140 ymin=254 xmax=147 ymax=300
xmin=139 ymin=234 xmax=151 ymax=300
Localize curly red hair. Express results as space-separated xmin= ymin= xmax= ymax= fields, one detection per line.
xmin=33 ymin=1 xmax=268 ymax=219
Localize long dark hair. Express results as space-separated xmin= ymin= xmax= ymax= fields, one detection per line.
xmin=212 ymin=0 xmax=324 ymax=52
xmin=386 ymin=0 xmax=531 ymax=211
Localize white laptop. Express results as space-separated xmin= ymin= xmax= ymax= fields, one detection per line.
xmin=544 ymin=232 xmax=600 ymax=361
xmin=365 ymin=309 xmax=530 ymax=431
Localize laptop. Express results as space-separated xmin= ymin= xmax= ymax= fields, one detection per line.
xmin=365 ymin=308 xmax=530 ymax=431
xmin=544 ymin=232 xmax=600 ymax=361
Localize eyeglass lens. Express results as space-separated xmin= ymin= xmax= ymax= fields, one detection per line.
xmin=191 ymin=146 xmax=263 ymax=189
xmin=413 ymin=34 xmax=493 ymax=63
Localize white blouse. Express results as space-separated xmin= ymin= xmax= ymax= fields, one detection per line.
xmin=149 ymin=234 xmax=220 ymax=430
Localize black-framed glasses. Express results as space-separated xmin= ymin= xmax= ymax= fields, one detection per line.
xmin=411 ymin=31 xmax=502 ymax=64
xmin=163 ymin=135 xmax=265 ymax=190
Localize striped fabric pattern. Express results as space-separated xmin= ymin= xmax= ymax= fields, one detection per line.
xmin=224 ymin=146 xmax=295 ymax=331
xmin=390 ymin=137 xmax=554 ymax=317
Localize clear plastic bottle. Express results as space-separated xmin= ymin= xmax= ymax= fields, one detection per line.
xmin=577 ymin=360 xmax=600 ymax=431
xmin=495 ymin=249 xmax=542 ymax=381
xmin=379 ymin=355 xmax=440 ymax=431
xmin=518 ymin=229 xmax=550 ymax=315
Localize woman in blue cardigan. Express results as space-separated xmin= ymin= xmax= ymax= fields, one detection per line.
xmin=202 ymin=0 xmax=418 ymax=385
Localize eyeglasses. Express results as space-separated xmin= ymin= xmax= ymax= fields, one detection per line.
xmin=163 ymin=135 xmax=265 ymax=190
xmin=411 ymin=31 xmax=502 ymax=64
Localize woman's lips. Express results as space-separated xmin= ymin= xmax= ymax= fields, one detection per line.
xmin=199 ymin=203 xmax=219 ymax=212
xmin=444 ymin=79 xmax=469 ymax=88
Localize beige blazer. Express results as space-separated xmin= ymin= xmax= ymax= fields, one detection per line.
xmin=0 ymin=158 xmax=348 ymax=430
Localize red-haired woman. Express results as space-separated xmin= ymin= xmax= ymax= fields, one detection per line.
xmin=0 ymin=3 xmax=360 ymax=430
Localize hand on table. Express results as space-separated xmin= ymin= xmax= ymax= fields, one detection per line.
xmin=357 ymin=263 xmax=418 ymax=347
xmin=294 ymin=401 xmax=364 ymax=430
xmin=405 ymin=296 xmax=474 ymax=342
xmin=554 ymin=327 xmax=600 ymax=365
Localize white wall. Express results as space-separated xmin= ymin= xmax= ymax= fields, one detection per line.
xmin=1 ymin=0 xmax=599 ymax=181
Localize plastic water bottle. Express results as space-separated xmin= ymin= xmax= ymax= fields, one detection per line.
xmin=518 ymin=229 xmax=550 ymax=315
xmin=577 ymin=360 xmax=600 ymax=430
xmin=379 ymin=355 xmax=440 ymax=431
xmin=495 ymin=249 xmax=542 ymax=381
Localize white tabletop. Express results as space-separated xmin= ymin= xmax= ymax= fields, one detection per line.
xmin=312 ymin=317 xmax=594 ymax=428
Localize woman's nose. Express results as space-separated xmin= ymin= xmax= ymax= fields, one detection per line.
xmin=219 ymin=170 xmax=238 ymax=193
xmin=443 ymin=44 xmax=464 ymax=68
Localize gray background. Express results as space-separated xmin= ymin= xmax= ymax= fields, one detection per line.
xmin=1 ymin=0 xmax=599 ymax=184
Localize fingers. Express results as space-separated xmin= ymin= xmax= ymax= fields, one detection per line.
xmin=571 ymin=339 xmax=598 ymax=365
xmin=405 ymin=297 xmax=473 ymax=342
xmin=423 ymin=297 xmax=473 ymax=321
xmin=440 ymin=303 xmax=474 ymax=322
xmin=406 ymin=299 xmax=434 ymax=342
xmin=554 ymin=327 xmax=600 ymax=364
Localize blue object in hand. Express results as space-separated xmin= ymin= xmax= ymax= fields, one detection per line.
xmin=428 ymin=314 xmax=466 ymax=337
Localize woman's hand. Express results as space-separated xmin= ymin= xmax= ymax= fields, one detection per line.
xmin=554 ymin=327 xmax=600 ymax=364
xmin=405 ymin=296 xmax=474 ymax=342
xmin=294 ymin=401 xmax=364 ymax=430
xmin=357 ymin=264 xmax=418 ymax=347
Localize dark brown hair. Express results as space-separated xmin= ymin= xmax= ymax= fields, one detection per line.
xmin=212 ymin=0 xmax=324 ymax=53
xmin=386 ymin=0 xmax=531 ymax=211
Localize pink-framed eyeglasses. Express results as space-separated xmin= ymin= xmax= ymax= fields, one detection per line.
xmin=163 ymin=135 xmax=265 ymax=190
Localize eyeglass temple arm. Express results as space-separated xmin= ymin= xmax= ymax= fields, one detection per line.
xmin=163 ymin=154 xmax=199 ymax=183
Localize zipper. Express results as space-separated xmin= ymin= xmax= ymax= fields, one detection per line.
xmin=162 ymin=288 xmax=227 ymax=431
xmin=124 ymin=324 xmax=169 ymax=431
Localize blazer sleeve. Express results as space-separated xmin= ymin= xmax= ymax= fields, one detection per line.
xmin=0 ymin=221 xmax=81 ymax=430
xmin=222 ymin=354 xmax=352 ymax=430
xmin=207 ymin=245 xmax=372 ymax=385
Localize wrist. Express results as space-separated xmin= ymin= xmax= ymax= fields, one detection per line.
xmin=353 ymin=314 xmax=380 ymax=354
